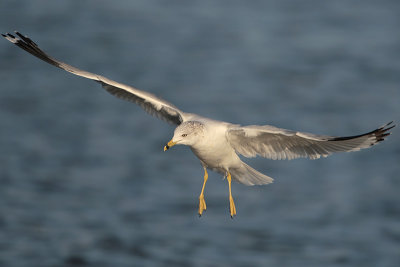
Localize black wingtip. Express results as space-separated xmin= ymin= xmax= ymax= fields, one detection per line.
xmin=383 ymin=121 xmax=395 ymax=131
xmin=375 ymin=121 xmax=395 ymax=143
xmin=15 ymin=31 xmax=26 ymax=41
xmin=381 ymin=121 xmax=394 ymax=129
xmin=15 ymin=31 xmax=23 ymax=38
xmin=2 ymin=32 xmax=19 ymax=43
xmin=385 ymin=125 xmax=395 ymax=132
xmin=330 ymin=121 xmax=395 ymax=142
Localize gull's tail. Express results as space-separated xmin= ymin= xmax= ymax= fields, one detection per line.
xmin=230 ymin=162 xmax=274 ymax=186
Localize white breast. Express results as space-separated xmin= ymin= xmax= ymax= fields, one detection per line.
xmin=190 ymin=120 xmax=242 ymax=173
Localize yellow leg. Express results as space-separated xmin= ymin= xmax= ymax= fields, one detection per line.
xmin=198 ymin=167 xmax=208 ymax=216
xmin=227 ymin=172 xmax=236 ymax=218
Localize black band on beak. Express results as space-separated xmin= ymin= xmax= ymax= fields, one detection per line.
xmin=164 ymin=140 xmax=176 ymax=151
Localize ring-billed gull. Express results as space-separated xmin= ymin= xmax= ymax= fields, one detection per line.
xmin=3 ymin=32 xmax=395 ymax=217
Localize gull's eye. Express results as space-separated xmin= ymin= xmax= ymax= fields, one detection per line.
xmin=181 ymin=133 xmax=188 ymax=137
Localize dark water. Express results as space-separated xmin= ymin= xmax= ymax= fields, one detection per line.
xmin=1 ymin=1 xmax=399 ymax=266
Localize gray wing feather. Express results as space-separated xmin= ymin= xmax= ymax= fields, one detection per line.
xmin=2 ymin=32 xmax=185 ymax=125
xmin=227 ymin=122 xmax=394 ymax=160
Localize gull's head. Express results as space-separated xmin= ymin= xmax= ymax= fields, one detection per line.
xmin=164 ymin=121 xmax=205 ymax=151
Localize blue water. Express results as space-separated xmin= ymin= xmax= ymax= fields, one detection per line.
xmin=1 ymin=1 xmax=399 ymax=266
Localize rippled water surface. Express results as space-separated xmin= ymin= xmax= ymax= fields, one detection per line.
xmin=1 ymin=1 xmax=399 ymax=266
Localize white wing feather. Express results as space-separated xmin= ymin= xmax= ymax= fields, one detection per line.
xmin=227 ymin=122 xmax=394 ymax=160
xmin=2 ymin=32 xmax=187 ymax=125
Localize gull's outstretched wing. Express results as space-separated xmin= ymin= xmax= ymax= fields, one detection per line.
xmin=227 ymin=122 xmax=395 ymax=160
xmin=2 ymin=31 xmax=186 ymax=125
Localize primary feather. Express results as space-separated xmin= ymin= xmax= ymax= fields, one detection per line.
xmin=2 ymin=32 xmax=186 ymax=125
xmin=227 ymin=122 xmax=394 ymax=160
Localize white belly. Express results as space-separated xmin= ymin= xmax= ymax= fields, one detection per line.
xmin=190 ymin=129 xmax=242 ymax=173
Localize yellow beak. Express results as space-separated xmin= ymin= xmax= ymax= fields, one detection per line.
xmin=164 ymin=140 xmax=177 ymax=151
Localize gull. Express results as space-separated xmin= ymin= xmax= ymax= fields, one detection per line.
xmin=2 ymin=31 xmax=395 ymax=217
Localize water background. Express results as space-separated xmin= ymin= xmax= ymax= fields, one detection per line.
xmin=0 ymin=1 xmax=399 ymax=266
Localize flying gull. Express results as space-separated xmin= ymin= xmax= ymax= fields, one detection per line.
xmin=2 ymin=32 xmax=395 ymax=217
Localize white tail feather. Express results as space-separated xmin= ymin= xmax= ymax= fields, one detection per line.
xmin=230 ymin=163 xmax=274 ymax=186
